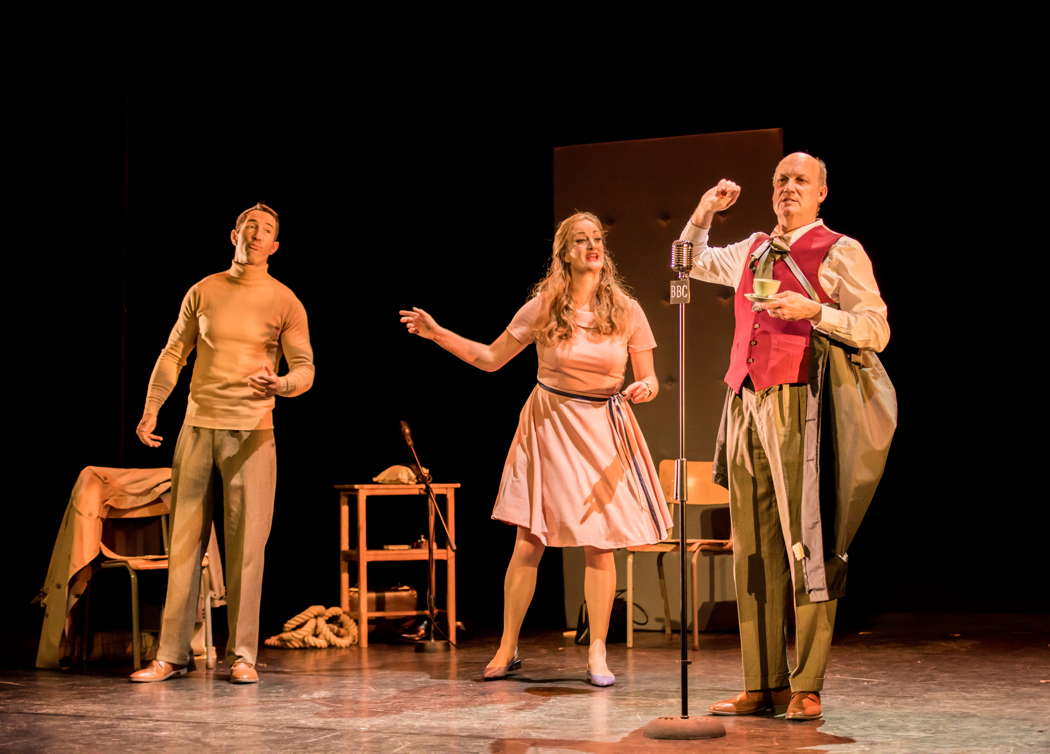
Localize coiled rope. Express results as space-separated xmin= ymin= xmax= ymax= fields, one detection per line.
xmin=264 ymin=605 xmax=359 ymax=648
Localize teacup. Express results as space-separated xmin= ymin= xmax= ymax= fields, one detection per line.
xmin=753 ymin=278 xmax=781 ymax=298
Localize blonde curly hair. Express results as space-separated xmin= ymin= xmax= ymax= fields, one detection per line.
xmin=531 ymin=211 xmax=633 ymax=345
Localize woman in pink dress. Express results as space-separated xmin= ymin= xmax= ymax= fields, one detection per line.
xmin=400 ymin=211 xmax=671 ymax=686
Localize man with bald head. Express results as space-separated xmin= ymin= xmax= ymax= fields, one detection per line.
xmin=129 ymin=203 xmax=315 ymax=684
xmin=680 ymin=153 xmax=889 ymax=720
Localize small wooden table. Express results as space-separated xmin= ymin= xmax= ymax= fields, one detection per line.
xmin=336 ymin=483 xmax=459 ymax=648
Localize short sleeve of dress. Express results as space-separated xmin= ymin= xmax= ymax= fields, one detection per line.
xmin=506 ymin=296 xmax=544 ymax=344
xmin=627 ymin=299 xmax=657 ymax=352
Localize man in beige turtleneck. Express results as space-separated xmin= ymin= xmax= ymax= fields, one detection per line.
xmin=129 ymin=203 xmax=314 ymax=684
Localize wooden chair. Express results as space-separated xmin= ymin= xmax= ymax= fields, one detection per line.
xmin=625 ymin=460 xmax=732 ymax=650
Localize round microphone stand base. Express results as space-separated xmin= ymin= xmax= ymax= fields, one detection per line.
xmin=414 ymin=638 xmax=450 ymax=653
xmin=642 ymin=716 xmax=726 ymax=740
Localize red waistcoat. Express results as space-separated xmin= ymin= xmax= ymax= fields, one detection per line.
xmin=724 ymin=224 xmax=840 ymax=392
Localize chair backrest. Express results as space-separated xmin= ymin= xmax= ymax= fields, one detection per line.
xmin=658 ymin=460 xmax=728 ymax=506
xmin=101 ymin=514 xmax=170 ymax=559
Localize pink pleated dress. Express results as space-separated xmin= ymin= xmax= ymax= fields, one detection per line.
xmin=491 ymin=297 xmax=672 ymax=549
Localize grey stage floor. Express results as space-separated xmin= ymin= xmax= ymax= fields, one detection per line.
xmin=1 ymin=614 xmax=1047 ymax=752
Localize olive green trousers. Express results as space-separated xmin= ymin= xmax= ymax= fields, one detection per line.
xmin=726 ymin=384 xmax=836 ymax=693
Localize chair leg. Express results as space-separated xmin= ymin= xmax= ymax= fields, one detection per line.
xmin=81 ymin=582 xmax=92 ymax=666
xmin=202 ymin=564 xmax=215 ymax=669
xmin=626 ymin=551 xmax=634 ymax=649
xmin=128 ymin=567 xmax=141 ymax=671
xmin=656 ymin=553 xmax=672 ymax=641
xmin=690 ymin=549 xmax=701 ymax=651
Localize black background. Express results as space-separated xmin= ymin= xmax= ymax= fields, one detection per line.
xmin=6 ymin=94 xmax=1044 ymax=665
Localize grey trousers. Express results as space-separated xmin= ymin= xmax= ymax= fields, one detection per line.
xmin=726 ymin=384 xmax=837 ymax=692
xmin=156 ymin=425 xmax=276 ymax=666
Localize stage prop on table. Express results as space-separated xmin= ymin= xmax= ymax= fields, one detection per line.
xmin=372 ymin=464 xmax=428 ymax=484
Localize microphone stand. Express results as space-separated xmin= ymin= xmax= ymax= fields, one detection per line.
xmin=400 ymin=421 xmax=457 ymax=653
xmin=643 ymin=241 xmax=726 ymax=741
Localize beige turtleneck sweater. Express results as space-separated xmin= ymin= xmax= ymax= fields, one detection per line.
xmin=144 ymin=261 xmax=315 ymax=431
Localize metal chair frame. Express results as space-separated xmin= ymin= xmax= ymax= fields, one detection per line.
xmin=97 ymin=515 xmax=217 ymax=669
xmin=626 ymin=460 xmax=732 ymax=650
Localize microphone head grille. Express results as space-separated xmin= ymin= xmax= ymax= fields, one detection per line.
xmin=671 ymin=240 xmax=694 ymax=272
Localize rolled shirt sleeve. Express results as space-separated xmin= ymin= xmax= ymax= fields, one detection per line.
xmin=681 ymin=222 xmax=757 ymax=289
xmin=813 ymin=237 xmax=890 ymax=352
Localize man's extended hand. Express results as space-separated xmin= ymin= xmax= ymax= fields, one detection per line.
xmin=249 ymin=365 xmax=282 ymax=398
xmin=701 ymin=179 xmax=742 ymax=213
xmin=136 ymin=412 xmax=163 ymax=448
xmin=761 ymin=291 xmax=822 ymax=322
xmin=690 ymin=179 xmax=742 ymax=228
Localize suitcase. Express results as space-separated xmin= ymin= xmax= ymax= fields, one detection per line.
xmin=346 ymin=585 xmax=418 ymax=613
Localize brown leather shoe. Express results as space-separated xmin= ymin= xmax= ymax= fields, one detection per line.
xmin=708 ymin=687 xmax=790 ymax=716
xmin=128 ymin=660 xmax=190 ymax=683
xmin=785 ymin=691 xmax=822 ymax=721
xmin=229 ymin=661 xmax=259 ymax=684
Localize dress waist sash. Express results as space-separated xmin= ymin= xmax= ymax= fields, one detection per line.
xmin=537 ymin=382 xmax=610 ymax=402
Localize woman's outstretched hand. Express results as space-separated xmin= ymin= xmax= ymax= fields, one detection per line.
xmin=399 ymin=307 xmax=439 ymax=340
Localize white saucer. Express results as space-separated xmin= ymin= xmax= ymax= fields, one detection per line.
xmin=745 ymin=293 xmax=777 ymax=303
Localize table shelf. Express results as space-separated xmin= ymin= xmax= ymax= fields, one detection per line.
xmin=342 ymin=549 xmax=450 ymax=562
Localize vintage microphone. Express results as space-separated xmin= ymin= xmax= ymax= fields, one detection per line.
xmin=399 ymin=420 xmax=457 ymax=652
xmin=399 ymin=420 xmax=416 ymax=451
xmin=643 ymin=240 xmax=726 ymax=741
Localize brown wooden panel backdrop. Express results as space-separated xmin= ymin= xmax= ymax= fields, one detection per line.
xmin=554 ymin=129 xmax=782 ymax=461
